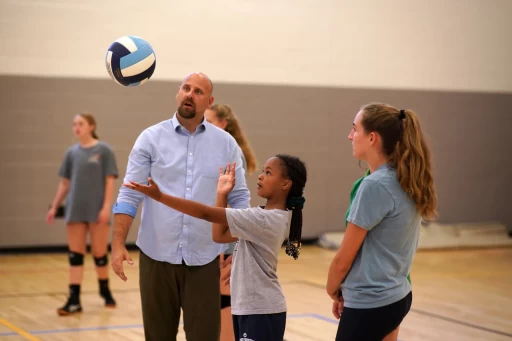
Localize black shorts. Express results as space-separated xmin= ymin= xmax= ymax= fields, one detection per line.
xmin=336 ymin=291 xmax=412 ymax=341
xmin=221 ymin=294 xmax=231 ymax=309
xmin=233 ymin=312 xmax=286 ymax=341
xmin=220 ymin=253 xmax=232 ymax=309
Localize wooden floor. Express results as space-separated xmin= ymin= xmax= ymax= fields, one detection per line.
xmin=1 ymin=245 xmax=511 ymax=341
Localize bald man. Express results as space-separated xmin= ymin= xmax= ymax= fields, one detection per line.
xmin=111 ymin=73 xmax=250 ymax=341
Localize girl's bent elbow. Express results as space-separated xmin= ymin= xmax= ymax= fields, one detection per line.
xmin=212 ymin=235 xmax=222 ymax=243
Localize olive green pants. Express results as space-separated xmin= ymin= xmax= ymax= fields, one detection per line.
xmin=139 ymin=251 xmax=221 ymax=341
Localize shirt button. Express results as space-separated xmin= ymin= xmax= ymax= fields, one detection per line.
xmin=188 ymin=170 xmax=191 ymax=174
xmin=189 ymin=152 xmax=192 ymax=156
xmin=186 ymin=188 xmax=190 ymax=191
xmin=179 ymin=242 xmax=182 ymax=248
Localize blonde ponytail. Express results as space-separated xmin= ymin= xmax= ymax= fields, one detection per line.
xmin=361 ymin=103 xmax=437 ymax=219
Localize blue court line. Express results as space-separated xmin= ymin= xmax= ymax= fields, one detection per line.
xmin=0 ymin=314 xmax=336 ymax=337
xmin=308 ymin=313 xmax=338 ymax=324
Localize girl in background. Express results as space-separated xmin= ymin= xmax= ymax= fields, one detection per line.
xmin=47 ymin=112 xmax=119 ymax=316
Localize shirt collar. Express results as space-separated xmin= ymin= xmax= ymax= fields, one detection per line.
xmin=170 ymin=112 xmax=207 ymax=134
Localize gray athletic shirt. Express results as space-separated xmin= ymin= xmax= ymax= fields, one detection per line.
xmin=343 ymin=163 xmax=420 ymax=309
xmin=59 ymin=141 xmax=118 ymax=223
xmin=225 ymin=206 xmax=289 ymax=315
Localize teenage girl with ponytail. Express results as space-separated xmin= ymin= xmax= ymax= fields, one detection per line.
xmin=47 ymin=112 xmax=119 ymax=316
xmin=124 ymin=154 xmax=307 ymax=341
xmin=326 ymin=103 xmax=437 ymax=341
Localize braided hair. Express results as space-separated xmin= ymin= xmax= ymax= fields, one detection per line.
xmin=276 ymin=154 xmax=307 ymax=260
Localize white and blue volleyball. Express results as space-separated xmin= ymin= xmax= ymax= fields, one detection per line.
xmin=105 ymin=36 xmax=156 ymax=86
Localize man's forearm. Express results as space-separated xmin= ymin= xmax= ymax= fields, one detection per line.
xmin=112 ymin=213 xmax=134 ymax=246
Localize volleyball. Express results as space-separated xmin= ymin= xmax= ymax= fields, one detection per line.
xmin=105 ymin=36 xmax=156 ymax=87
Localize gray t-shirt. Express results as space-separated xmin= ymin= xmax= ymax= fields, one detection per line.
xmin=59 ymin=141 xmax=118 ymax=223
xmin=226 ymin=206 xmax=289 ymax=315
xmin=343 ymin=164 xmax=420 ymax=309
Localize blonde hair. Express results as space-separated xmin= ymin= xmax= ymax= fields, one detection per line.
xmin=210 ymin=104 xmax=257 ymax=175
xmin=78 ymin=112 xmax=99 ymax=139
xmin=360 ymin=103 xmax=437 ymax=219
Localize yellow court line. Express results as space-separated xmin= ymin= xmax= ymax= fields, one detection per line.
xmin=0 ymin=317 xmax=41 ymax=341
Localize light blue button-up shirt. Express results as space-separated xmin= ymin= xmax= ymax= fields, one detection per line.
xmin=113 ymin=114 xmax=251 ymax=266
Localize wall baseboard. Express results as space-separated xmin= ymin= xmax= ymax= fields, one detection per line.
xmin=0 ymin=243 xmax=139 ymax=255
xmin=0 ymin=238 xmax=319 ymax=255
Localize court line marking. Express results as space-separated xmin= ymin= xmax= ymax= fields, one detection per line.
xmin=411 ymin=308 xmax=512 ymax=338
xmin=0 ymin=287 xmax=140 ymax=299
xmin=292 ymin=280 xmax=512 ymax=339
xmin=0 ymin=281 xmax=316 ymax=299
xmin=2 ymin=280 xmax=510 ymax=338
xmin=0 ymin=314 xmax=333 ymax=337
xmin=0 ymin=317 xmax=42 ymax=341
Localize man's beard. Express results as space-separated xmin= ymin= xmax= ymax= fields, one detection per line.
xmin=178 ymin=106 xmax=196 ymax=119
xmin=177 ymin=102 xmax=196 ymax=119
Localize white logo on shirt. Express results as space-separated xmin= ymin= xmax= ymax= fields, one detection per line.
xmin=240 ymin=333 xmax=254 ymax=341
xmin=88 ymin=153 xmax=100 ymax=164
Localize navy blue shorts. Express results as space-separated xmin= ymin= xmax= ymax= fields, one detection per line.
xmin=232 ymin=312 xmax=286 ymax=341
xmin=336 ymin=291 xmax=412 ymax=341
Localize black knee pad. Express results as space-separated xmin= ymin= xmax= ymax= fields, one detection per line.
xmin=94 ymin=254 xmax=108 ymax=267
xmin=68 ymin=251 xmax=84 ymax=266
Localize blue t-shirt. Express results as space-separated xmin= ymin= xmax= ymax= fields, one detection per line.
xmin=342 ymin=163 xmax=420 ymax=309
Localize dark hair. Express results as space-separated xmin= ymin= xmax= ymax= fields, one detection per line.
xmin=360 ymin=103 xmax=437 ymax=219
xmin=276 ymin=154 xmax=307 ymax=260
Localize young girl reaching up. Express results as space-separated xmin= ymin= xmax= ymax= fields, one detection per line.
xmin=124 ymin=155 xmax=307 ymax=341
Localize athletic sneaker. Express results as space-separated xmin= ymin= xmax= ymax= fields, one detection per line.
xmin=57 ymin=298 xmax=82 ymax=316
xmin=100 ymin=286 xmax=116 ymax=307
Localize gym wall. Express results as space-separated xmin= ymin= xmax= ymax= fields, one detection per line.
xmin=1 ymin=0 xmax=511 ymax=248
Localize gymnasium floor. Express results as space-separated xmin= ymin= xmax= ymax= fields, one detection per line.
xmin=1 ymin=245 xmax=511 ymax=341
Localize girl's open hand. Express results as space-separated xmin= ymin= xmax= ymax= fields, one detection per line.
xmin=123 ymin=177 xmax=162 ymax=201
xmin=217 ymin=162 xmax=236 ymax=196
